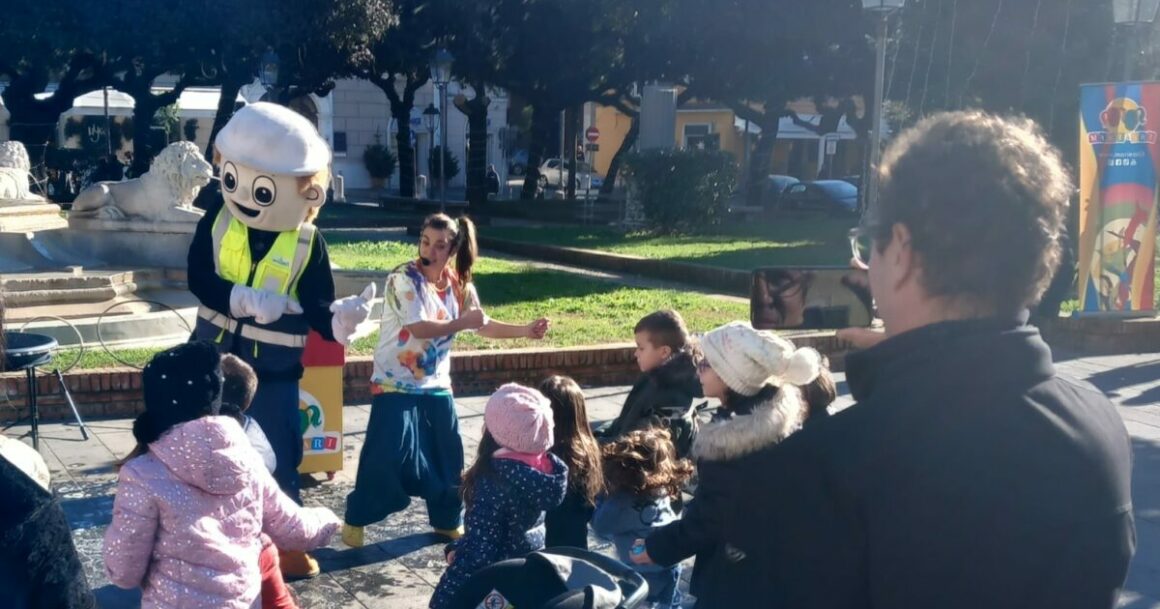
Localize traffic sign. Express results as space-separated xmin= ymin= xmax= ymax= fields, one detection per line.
xmin=586 ymin=126 xmax=600 ymax=143
xmin=825 ymin=135 xmax=839 ymax=156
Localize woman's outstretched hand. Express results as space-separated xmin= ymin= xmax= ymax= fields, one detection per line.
xmin=526 ymin=317 xmax=551 ymax=339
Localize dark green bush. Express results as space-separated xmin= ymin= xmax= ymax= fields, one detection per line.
xmin=625 ymin=148 xmax=736 ymax=233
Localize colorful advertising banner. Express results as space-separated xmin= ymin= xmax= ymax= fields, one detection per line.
xmin=298 ymin=330 xmax=344 ymax=476
xmin=1078 ymin=83 xmax=1160 ymax=313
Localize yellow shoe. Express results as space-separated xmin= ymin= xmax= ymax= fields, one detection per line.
xmin=433 ymin=525 xmax=465 ymax=540
xmin=342 ymin=523 xmax=365 ymax=548
xmin=279 ymin=550 xmax=320 ymax=580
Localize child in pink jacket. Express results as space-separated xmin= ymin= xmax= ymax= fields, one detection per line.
xmin=103 ymin=341 xmax=340 ymax=609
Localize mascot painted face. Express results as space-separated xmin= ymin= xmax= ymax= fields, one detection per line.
xmin=213 ymin=102 xmax=330 ymax=232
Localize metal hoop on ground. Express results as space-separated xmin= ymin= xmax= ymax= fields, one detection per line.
xmin=96 ymin=299 xmax=193 ymax=370
xmin=17 ymin=315 xmax=85 ymax=373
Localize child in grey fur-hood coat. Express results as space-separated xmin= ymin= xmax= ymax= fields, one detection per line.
xmin=637 ymin=321 xmax=820 ymax=609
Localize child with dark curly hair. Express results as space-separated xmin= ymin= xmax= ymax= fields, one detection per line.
xmin=592 ymin=428 xmax=694 ymax=609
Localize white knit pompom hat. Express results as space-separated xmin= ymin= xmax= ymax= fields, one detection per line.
xmin=699 ymin=321 xmax=821 ymax=395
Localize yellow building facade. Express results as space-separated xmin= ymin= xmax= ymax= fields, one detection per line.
xmin=588 ymin=98 xmax=866 ymax=182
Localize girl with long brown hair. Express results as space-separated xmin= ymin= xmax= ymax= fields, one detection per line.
xmin=538 ymin=375 xmax=604 ymax=548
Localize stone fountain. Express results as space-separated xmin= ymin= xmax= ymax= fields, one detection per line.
xmin=0 ymin=141 xmax=212 ymax=348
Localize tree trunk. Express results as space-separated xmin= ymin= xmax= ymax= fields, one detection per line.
xmin=600 ymin=111 xmax=639 ymax=197
xmin=2 ymin=60 xmax=106 ymax=168
xmin=728 ymin=97 xmax=788 ymax=206
xmin=455 ymin=85 xmax=490 ymax=207
xmin=466 ymin=109 xmax=488 ymax=205
xmin=747 ymin=123 xmax=779 ymax=206
xmin=521 ymin=105 xmax=553 ymax=200
xmin=129 ymin=98 xmax=156 ymax=177
xmin=117 ymin=68 xmax=183 ymax=178
xmin=392 ymin=119 xmax=415 ymax=198
xmin=4 ymin=100 xmax=69 ymax=168
xmin=564 ymin=106 xmax=578 ymax=200
xmin=1036 ymin=190 xmax=1080 ymax=318
xmin=128 ymin=87 xmax=186 ymax=177
xmin=206 ymin=75 xmax=246 ymax=161
xmin=392 ymin=80 xmax=421 ymax=199
xmin=376 ymin=74 xmax=426 ymax=199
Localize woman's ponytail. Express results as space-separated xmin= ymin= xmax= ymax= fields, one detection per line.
xmin=455 ymin=216 xmax=478 ymax=287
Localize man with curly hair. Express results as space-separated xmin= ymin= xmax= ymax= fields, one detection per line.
xmin=735 ymin=112 xmax=1135 ymax=609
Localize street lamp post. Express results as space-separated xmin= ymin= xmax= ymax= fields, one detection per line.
xmin=423 ymin=103 xmax=439 ymax=199
xmin=430 ymin=48 xmax=454 ymax=212
xmin=861 ymin=0 xmax=906 ymax=218
xmin=1114 ymin=0 xmax=1160 ymax=81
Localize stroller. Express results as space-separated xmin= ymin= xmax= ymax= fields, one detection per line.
xmin=448 ymin=547 xmax=650 ymax=609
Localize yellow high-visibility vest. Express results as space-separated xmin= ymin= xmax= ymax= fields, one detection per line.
xmin=210 ymin=207 xmax=315 ymax=298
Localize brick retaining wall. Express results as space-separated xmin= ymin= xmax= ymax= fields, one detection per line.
xmin=0 ymin=334 xmax=850 ymax=423
xmin=1038 ymin=315 xmax=1160 ymax=355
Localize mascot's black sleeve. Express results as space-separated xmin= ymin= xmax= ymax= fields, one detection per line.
xmin=298 ymin=234 xmax=338 ymax=341
xmin=187 ymin=197 xmax=234 ymax=315
xmin=188 ymin=196 xmax=337 ymax=341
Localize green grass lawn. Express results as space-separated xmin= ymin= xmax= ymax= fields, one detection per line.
xmin=483 ymin=217 xmax=855 ymax=270
xmin=313 ymin=202 xmax=414 ymax=228
xmin=328 ymin=237 xmax=747 ymax=352
xmin=60 ymin=234 xmax=748 ymax=369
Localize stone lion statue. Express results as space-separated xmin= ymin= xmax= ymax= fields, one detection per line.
xmin=71 ymin=141 xmax=212 ymax=222
xmin=0 ymin=141 xmax=32 ymax=172
xmin=0 ymin=141 xmax=46 ymax=203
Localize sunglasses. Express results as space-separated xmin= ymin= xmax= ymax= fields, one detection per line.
xmin=696 ymin=359 xmax=712 ymax=373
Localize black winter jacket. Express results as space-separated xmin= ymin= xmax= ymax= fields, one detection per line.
xmin=0 ymin=455 xmax=95 ymax=609
xmin=602 ymin=351 xmax=702 ymax=456
xmin=731 ymin=315 xmax=1135 ymax=609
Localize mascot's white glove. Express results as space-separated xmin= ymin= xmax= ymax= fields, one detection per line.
xmin=230 ymin=285 xmax=303 ymax=325
xmin=329 ymin=283 xmax=377 ymax=347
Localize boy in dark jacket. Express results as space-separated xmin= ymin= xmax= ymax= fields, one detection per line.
xmin=219 ymin=354 xmax=297 ymax=609
xmin=220 ymin=353 xmax=277 ymax=474
xmin=599 ymin=310 xmax=701 ymax=457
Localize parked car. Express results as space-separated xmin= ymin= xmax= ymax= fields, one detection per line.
xmin=508 ymin=149 xmax=529 ymax=175
xmin=782 ymin=180 xmax=859 ymax=214
xmin=763 ymin=174 xmax=801 ymax=208
xmin=838 ymin=175 xmax=862 ymax=191
xmin=538 ymin=158 xmax=604 ymax=190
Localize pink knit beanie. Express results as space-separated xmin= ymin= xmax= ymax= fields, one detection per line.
xmin=484 ymin=383 xmax=555 ymax=454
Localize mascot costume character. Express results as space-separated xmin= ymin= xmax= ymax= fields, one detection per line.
xmin=187 ymin=102 xmax=373 ymax=578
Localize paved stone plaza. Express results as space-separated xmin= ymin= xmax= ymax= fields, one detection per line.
xmin=11 ymin=351 xmax=1160 ymax=608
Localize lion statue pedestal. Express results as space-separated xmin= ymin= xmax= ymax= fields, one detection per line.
xmin=0 ymin=141 xmax=68 ymax=232
xmin=62 ymin=141 xmax=214 ymax=268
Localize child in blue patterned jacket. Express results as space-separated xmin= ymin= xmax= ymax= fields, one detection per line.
xmin=592 ymin=428 xmax=694 ymax=609
xmin=429 ymin=383 xmax=569 ymax=609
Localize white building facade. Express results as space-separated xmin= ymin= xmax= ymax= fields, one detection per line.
xmin=0 ymin=77 xmax=510 ymax=192
xmin=329 ymin=78 xmax=510 ymax=191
